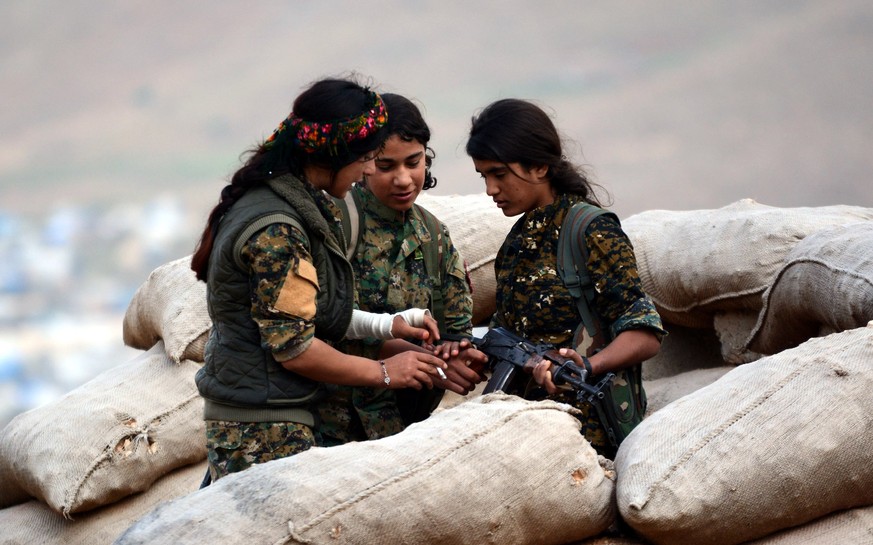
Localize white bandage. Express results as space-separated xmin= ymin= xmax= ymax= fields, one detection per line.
xmin=344 ymin=308 xmax=432 ymax=340
xmin=396 ymin=308 xmax=431 ymax=329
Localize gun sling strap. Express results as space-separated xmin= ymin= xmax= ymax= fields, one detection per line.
xmin=336 ymin=190 xmax=447 ymax=329
xmin=556 ymin=202 xmax=647 ymax=448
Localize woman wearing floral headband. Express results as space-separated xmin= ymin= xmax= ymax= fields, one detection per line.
xmin=190 ymin=77 xmax=453 ymax=481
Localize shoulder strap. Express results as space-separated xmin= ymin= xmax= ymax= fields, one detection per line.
xmin=556 ymin=202 xmax=617 ymax=338
xmin=232 ymin=212 xmax=307 ymax=270
xmin=416 ymin=204 xmax=447 ymax=331
xmin=334 ymin=190 xmax=364 ymax=261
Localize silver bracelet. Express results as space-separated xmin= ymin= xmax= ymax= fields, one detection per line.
xmin=379 ymin=360 xmax=391 ymax=387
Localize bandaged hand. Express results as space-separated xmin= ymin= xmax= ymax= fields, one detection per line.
xmin=344 ymin=308 xmax=438 ymax=341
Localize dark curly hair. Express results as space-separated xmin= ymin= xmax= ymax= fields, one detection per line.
xmin=191 ymin=77 xmax=389 ymax=281
xmin=381 ymin=93 xmax=438 ymax=190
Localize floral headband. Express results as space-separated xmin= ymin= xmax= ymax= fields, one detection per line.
xmin=266 ymin=91 xmax=388 ymax=155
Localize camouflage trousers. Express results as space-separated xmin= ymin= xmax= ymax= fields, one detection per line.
xmin=205 ymin=420 xmax=316 ymax=482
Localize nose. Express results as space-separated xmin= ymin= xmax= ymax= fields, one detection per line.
xmin=393 ymin=166 xmax=413 ymax=187
xmin=484 ymin=177 xmax=498 ymax=197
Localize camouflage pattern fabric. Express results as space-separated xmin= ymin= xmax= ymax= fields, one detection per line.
xmin=313 ymin=384 xmax=407 ymax=447
xmin=205 ymin=420 xmax=316 ymax=482
xmin=346 ymin=186 xmax=472 ymax=335
xmin=240 ymin=183 xmax=346 ymax=361
xmin=493 ymin=193 xmax=666 ymax=456
xmin=334 ymin=185 xmax=474 ymax=434
xmin=241 ymin=222 xmax=316 ymax=360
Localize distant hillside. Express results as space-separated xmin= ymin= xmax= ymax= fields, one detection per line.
xmin=1 ymin=0 xmax=871 ymax=221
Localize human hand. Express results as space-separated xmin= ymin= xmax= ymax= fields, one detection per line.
xmin=432 ymin=347 xmax=489 ymax=395
xmin=532 ymin=348 xmax=590 ymax=395
xmin=390 ymin=312 xmax=440 ymax=343
xmin=430 ymin=337 xmax=477 ymax=360
xmin=381 ymin=350 xmax=448 ymax=390
xmin=531 ymin=353 xmax=559 ymax=395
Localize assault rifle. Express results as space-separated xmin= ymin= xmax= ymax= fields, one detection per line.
xmin=444 ymin=327 xmax=622 ymax=445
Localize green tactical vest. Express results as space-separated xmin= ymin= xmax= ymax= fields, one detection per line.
xmin=196 ymin=176 xmax=355 ymax=425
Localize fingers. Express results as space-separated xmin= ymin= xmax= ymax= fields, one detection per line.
xmin=423 ymin=315 xmax=440 ymax=343
xmin=533 ymin=360 xmax=558 ymax=394
xmin=446 ymin=358 xmax=482 ymax=384
xmin=390 ymin=315 xmax=436 ymax=342
xmin=433 ymin=341 xmax=462 ymax=360
xmin=557 ymin=347 xmax=583 ymax=364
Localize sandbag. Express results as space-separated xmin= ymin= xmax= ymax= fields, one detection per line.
xmin=622 ymin=199 xmax=873 ymax=328
xmin=417 ymin=193 xmax=517 ymax=325
xmin=615 ymin=323 xmax=873 ymax=545
xmin=0 ymin=461 xmax=205 ymax=545
xmin=747 ymin=221 xmax=873 ymax=355
xmin=117 ymin=394 xmax=616 ymax=545
xmin=643 ymin=366 xmax=733 ymax=416
xmin=0 ymin=342 xmax=205 ymax=516
xmin=712 ymin=311 xmax=762 ymax=364
xmin=642 ymin=322 xmax=727 ymax=381
xmin=741 ymin=505 xmax=873 ymax=544
xmin=122 ymin=255 xmax=211 ymax=362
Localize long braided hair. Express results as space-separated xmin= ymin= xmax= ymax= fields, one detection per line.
xmin=191 ymin=78 xmax=388 ymax=281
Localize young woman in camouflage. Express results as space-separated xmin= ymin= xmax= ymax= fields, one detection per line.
xmin=332 ymin=93 xmax=487 ymax=432
xmin=189 ymin=78 xmax=455 ymax=481
xmin=466 ymin=98 xmax=667 ymax=458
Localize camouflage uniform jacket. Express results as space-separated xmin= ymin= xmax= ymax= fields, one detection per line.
xmin=197 ymin=175 xmax=353 ymax=425
xmin=321 ymin=185 xmax=473 ymax=443
xmin=347 ymin=185 xmax=473 ymax=340
xmin=493 ymin=193 xmax=665 ymax=452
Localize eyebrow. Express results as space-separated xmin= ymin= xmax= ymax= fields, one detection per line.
xmin=478 ymin=165 xmax=507 ymax=175
xmin=376 ymin=150 xmax=424 ymax=164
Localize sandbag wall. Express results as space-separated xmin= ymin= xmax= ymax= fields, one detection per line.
xmin=2 ymin=196 xmax=873 ymax=545
xmin=116 ymin=395 xmax=617 ymax=545
xmin=622 ymin=199 xmax=873 ymax=364
xmin=0 ymin=258 xmax=212 ymax=544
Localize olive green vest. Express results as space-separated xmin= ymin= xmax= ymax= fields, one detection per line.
xmin=195 ymin=175 xmax=355 ymax=425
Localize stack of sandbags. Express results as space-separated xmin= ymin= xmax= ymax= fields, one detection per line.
xmin=0 ymin=461 xmax=206 ymax=545
xmin=746 ymin=222 xmax=873 ymax=355
xmin=622 ymin=199 xmax=873 ymax=363
xmin=614 ymin=322 xmax=873 ymax=545
xmin=123 ymin=255 xmax=211 ymax=362
xmin=417 ymin=192 xmax=517 ymax=325
xmin=0 ymin=342 xmax=205 ymax=519
xmin=117 ymin=394 xmax=616 ymax=545
xmin=742 ymin=505 xmax=873 ymax=544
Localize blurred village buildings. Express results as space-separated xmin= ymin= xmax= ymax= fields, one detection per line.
xmin=0 ymin=196 xmax=201 ymax=428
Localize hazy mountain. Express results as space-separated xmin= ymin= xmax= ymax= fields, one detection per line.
xmin=2 ymin=0 xmax=871 ymax=220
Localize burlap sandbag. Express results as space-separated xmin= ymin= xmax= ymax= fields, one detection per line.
xmin=0 ymin=342 xmax=205 ymax=516
xmin=122 ymin=255 xmax=211 ymax=362
xmin=643 ymin=366 xmax=733 ymax=416
xmin=746 ymin=221 xmax=873 ymax=355
xmin=615 ymin=323 xmax=873 ymax=545
xmin=117 ymin=394 xmax=616 ymax=545
xmin=417 ymin=193 xmax=517 ymax=325
xmin=0 ymin=461 xmax=205 ymax=545
xmin=741 ymin=505 xmax=873 ymax=545
xmin=622 ymin=199 xmax=873 ymax=328
xmin=642 ymin=322 xmax=727 ymax=381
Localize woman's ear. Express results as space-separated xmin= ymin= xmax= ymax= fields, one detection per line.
xmin=530 ymin=164 xmax=549 ymax=182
